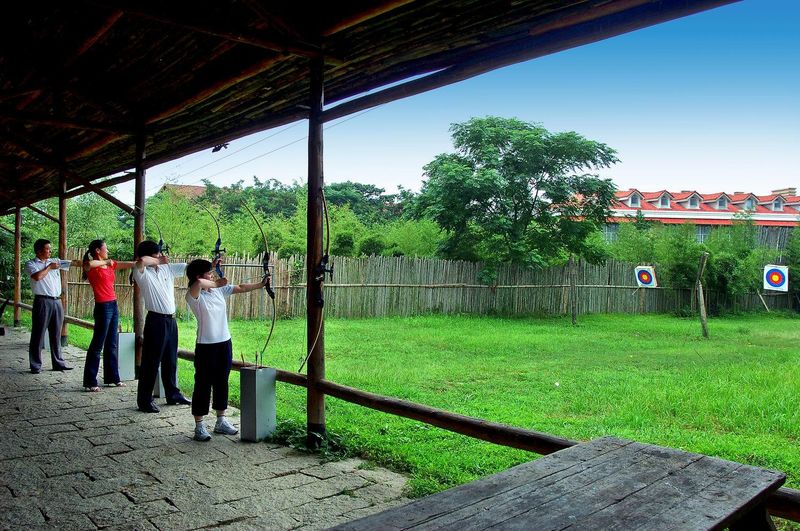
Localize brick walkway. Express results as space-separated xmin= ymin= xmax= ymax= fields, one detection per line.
xmin=0 ymin=327 xmax=408 ymax=530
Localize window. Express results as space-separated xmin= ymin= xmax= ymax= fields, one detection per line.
xmin=744 ymin=198 xmax=755 ymax=210
xmin=629 ymin=195 xmax=640 ymax=207
xmin=696 ymin=225 xmax=712 ymax=243
xmin=717 ymin=197 xmax=728 ymax=209
xmin=689 ymin=196 xmax=699 ymax=209
xmin=773 ymin=198 xmax=784 ymax=211
xmin=659 ymin=195 xmax=670 ymax=208
xmin=602 ymin=223 xmax=619 ymax=242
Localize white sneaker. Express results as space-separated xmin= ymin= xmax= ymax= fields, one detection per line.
xmin=194 ymin=423 xmax=211 ymax=442
xmin=214 ymin=417 xmax=238 ymax=435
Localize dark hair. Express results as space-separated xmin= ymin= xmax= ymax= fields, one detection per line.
xmin=135 ymin=240 xmax=160 ymax=259
xmin=33 ymin=239 xmax=50 ymax=254
xmin=82 ymin=239 xmax=105 ymax=281
xmin=186 ymin=259 xmax=212 ymax=287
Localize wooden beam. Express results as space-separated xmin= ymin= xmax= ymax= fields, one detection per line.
xmin=67 ymin=174 xmax=135 ymax=215
xmin=322 ymin=0 xmax=740 ymax=122
xmin=145 ymin=55 xmax=284 ymax=125
xmin=132 ymin=131 xmax=146 ymax=368
xmin=0 ymin=108 xmax=134 ymax=134
xmin=322 ymin=0 xmax=416 ymax=37
xmin=0 ymin=224 xmax=13 ymax=235
xmin=58 ymin=175 xmax=68 ymax=344
xmin=27 ymin=205 xmax=59 ymax=224
xmin=97 ymin=1 xmax=323 ymax=58
xmin=306 ymin=55 xmax=326 ymax=448
xmin=316 ymin=379 xmax=576 ymax=455
xmin=14 ymin=209 xmax=21 ymax=326
xmin=64 ymin=173 xmax=136 ymax=199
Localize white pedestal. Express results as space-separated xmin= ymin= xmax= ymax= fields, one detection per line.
xmin=117 ymin=332 xmax=136 ymax=381
xmin=240 ymin=367 xmax=277 ymax=442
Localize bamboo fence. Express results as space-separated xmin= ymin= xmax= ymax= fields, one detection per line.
xmin=62 ymin=249 xmax=793 ymax=321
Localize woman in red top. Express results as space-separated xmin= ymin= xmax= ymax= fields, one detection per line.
xmin=82 ymin=239 xmax=135 ymax=392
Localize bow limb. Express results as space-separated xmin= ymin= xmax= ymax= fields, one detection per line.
xmin=198 ymin=203 xmax=225 ymax=278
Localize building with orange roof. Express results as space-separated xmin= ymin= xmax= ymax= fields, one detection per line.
xmin=607 ymin=187 xmax=798 ymax=246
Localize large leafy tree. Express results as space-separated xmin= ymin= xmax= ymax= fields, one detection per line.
xmin=415 ymin=117 xmax=618 ymax=266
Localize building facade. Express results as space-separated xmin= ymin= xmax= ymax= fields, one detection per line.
xmin=607 ymin=187 xmax=799 ymax=247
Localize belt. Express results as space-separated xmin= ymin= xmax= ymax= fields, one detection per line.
xmin=34 ymin=295 xmax=60 ymax=300
xmin=148 ymin=311 xmax=175 ymax=319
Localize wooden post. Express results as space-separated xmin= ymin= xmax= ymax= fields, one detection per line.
xmin=306 ymin=55 xmax=326 ymax=448
xmin=133 ymin=131 xmax=146 ymax=370
xmin=13 ymin=207 xmax=21 ymax=327
xmin=696 ymin=252 xmax=709 ymax=338
xmin=58 ymin=174 xmax=68 ymax=346
xmin=569 ymin=255 xmax=577 ymax=325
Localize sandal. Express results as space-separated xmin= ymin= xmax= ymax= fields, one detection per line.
xmin=107 ymin=382 xmax=127 ymax=387
xmin=85 ymin=386 xmax=102 ymax=393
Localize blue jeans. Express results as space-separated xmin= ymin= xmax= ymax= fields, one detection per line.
xmin=83 ymin=301 xmax=120 ymax=387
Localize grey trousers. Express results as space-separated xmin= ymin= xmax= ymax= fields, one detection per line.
xmin=29 ymin=296 xmax=67 ymax=371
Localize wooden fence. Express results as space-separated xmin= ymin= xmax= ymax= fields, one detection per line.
xmin=62 ymin=250 xmax=793 ymax=320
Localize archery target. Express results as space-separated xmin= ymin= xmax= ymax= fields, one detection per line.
xmin=763 ymin=265 xmax=788 ymax=292
xmin=635 ymin=266 xmax=657 ymax=288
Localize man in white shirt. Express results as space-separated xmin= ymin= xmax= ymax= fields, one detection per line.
xmin=132 ymin=240 xmax=189 ymax=413
xmin=25 ymin=239 xmax=72 ymax=374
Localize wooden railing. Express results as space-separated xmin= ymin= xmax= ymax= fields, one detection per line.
xmin=12 ymin=301 xmax=800 ymax=523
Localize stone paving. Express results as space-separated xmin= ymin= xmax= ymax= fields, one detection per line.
xmin=0 ymin=327 xmax=409 ymax=530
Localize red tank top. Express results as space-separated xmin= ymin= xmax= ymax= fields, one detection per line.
xmin=87 ymin=260 xmax=117 ymax=303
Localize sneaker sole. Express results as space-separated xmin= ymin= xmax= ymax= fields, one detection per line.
xmin=214 ymin=429 xmax=239 ymax=435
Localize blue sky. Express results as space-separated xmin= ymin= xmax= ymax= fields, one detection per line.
xmin=123 ymin=0 xmax=799 ymax=203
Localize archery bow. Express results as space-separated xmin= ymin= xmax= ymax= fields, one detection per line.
xmin=198 ymin=203 xmax=225 ymax=278
xmin=242 ymin=203 xmax=276 ymax=367
xmin=299 ymin=185 xmax=332 ymax=372
xmin=150 ymin=217 xmax=169 ymax=256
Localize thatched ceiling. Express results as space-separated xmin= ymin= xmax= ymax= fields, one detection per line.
xmin=0 ymin=0 xmax=737 ymax=213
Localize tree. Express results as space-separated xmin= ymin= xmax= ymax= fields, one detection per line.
xmin=414 ymin=117 xmax=618 ymax=266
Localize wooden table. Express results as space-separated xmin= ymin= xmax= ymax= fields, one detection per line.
xmin=333 ymin=436 xmax=785 ymax=530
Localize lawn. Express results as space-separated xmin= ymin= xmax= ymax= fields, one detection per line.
xmin=33 ymin=311 xmax=800 ymax=497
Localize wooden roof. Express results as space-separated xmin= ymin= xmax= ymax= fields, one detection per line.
xmin=0 ymin=0 xmax=737 ymax=213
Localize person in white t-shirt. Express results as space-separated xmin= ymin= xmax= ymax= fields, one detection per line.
xmin=132 ymin=240 xmax=189 ymax=413
xmin=185 ymin=258 xmax=268 ymax=441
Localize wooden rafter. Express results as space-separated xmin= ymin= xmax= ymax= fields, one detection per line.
xmin=27 ymin=205 xmax=60 ymax=224
xmin=0 ymin=108 xmax=134 ymax=134
xmin=63 ymin=172 xmax=135 ymax=199
xmin=95 ymin=1 xmax=324 ymax=59
xmin=322 ymin=0 xmax=417 ymax=37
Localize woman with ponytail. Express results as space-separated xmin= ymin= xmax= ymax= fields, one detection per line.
xmin=82 ymin=240 xmax=134 ymax=392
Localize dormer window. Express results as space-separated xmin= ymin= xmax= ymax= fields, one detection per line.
xmin=659 ymin=196 xmax=670 ymax=208
xmin=773 ymin=198 xmax=784 ymax=211
xmin=744 ymin=198 xmax=755 ymax=210
xmin=717 ymin=197 xmax=728 ymax=210
xmin=688 ymin=196 xmax=699 ymax=209
xmin=629 ymin=195 xmax=640 ymax=207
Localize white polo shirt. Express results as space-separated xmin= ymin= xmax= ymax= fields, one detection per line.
xmin=185 ymin=285 xmax=234 ymax=344
xmin=132 ymin=263 xmax=187 ymax=315
xmin=25 ymin=257 xmax=67 ymax=297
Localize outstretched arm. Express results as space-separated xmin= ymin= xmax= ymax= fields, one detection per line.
xmin=232 ymin=277 xmax=268 ymax=295
xmin=188 ymin=277 xmax=228 ymax=299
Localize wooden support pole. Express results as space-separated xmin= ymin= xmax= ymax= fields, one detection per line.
xmin=306 ymin=55 xmax=326 ymax=448
xmin=696 ymin=252 xmax=709 ymax=338
xmin=133 ymin=132 xmax=146 ymax=369
xmin=13 ymin=208 xmax=21 ymax=326
xmin=58 ymin=174 xmax=68 ymax=346
xmin=569 ymin=255 xmax=578 ymax=326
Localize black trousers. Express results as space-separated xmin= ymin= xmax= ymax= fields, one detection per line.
xmin=192 ymin=340 xmax=233 ymax=417
xmin=28 ymin=296 xmax=67 ymax=371
xmin=137 ymin=312 xmax=182 ymax=407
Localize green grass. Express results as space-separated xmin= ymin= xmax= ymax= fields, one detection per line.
xmin=26 ymin=311 xmax=800 ymax=497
